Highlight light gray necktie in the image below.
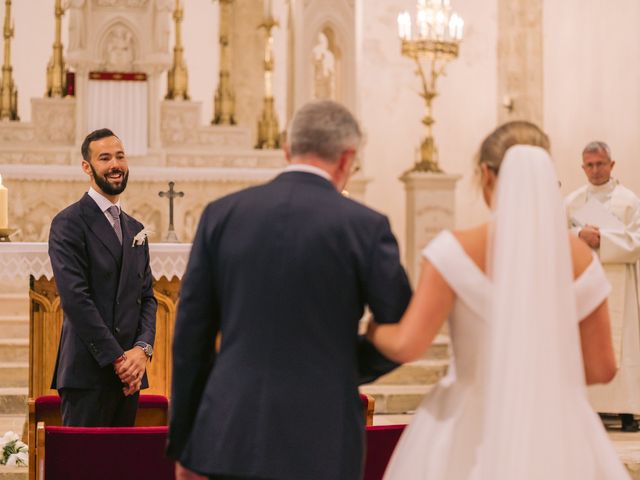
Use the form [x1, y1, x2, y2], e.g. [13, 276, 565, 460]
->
[107, 205, 123, 245]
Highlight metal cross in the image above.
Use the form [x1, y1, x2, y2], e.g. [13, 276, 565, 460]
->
[158, 181, 184, 242]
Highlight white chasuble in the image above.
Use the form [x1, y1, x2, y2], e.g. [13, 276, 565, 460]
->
[566, 178, 640, 413]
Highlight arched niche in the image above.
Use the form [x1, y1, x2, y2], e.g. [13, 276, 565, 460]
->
[290, 0, 356, 113]
[97, 20, 140, 72]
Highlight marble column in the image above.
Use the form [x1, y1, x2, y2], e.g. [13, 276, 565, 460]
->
[497, 0, 543, 126]
[400, 171, 461, 286]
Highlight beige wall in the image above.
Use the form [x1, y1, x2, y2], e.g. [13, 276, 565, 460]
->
[544, 0, 640, 197]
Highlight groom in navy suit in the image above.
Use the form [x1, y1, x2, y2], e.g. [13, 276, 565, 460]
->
[48, 128, 157, 427]
[168, 101, 412, 480]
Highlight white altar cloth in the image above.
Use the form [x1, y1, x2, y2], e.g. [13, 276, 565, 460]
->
[0, 242, 192, 281]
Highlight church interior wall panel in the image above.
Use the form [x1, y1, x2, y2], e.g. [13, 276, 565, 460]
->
[544, 0, 640, 199]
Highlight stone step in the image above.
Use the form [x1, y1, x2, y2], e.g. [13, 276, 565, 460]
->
[0, 388, 27, 415]
[0, 341, 28, 363]
[0, 363, 28, 388]
[0, 294, 29, 317]
[360, 384, 433, 414]
[0, 317, 29, 340]
[0, 414, 27, 439]
[374, 359, 449, 386]
[0, 466, 27, 480]
[422, 334, 450, 360]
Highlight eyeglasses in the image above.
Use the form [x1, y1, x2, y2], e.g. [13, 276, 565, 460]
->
[582, 161, 611, 170]
[350, 161, 361, 176]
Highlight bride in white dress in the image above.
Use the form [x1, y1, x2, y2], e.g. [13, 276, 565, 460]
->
[368, 121, 630, 479]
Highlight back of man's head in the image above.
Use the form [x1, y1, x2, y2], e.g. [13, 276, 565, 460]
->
[288, 100, 362, 163]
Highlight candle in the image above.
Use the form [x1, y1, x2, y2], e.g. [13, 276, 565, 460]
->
[0, 174, 8, 229]
[435, 10, 445, 39]
[397, 12, 411, 40]
[264, 0, 272, 18]
[448, 13, 457, 40]
[417, 10, 428, 38]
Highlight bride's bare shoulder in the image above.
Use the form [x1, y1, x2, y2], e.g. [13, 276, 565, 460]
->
[451, 224, 489, 271]
[569, 234, 594, 279]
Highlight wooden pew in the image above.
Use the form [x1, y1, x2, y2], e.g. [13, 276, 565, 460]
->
[36, 425, 174, 480]
[28, 395, 168, 480]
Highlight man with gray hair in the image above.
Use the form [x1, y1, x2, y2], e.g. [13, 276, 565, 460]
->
[168, 100, 412, 479]
[566, 141, 640, 431]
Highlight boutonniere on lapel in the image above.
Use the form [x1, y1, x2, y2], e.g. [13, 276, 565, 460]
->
[132, 228, 153, 247]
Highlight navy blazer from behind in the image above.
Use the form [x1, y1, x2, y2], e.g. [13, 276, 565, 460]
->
[168, 172, 412, 480]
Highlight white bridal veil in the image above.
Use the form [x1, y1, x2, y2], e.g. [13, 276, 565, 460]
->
[480, 145, 597, 478]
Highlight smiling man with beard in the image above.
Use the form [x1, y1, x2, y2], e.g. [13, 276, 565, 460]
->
[48, 128, 157, 426]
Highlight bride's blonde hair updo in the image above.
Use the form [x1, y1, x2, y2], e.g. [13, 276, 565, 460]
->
[478, 121, 550, 175]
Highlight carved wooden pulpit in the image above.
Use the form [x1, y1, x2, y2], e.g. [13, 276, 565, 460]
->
[29, 274, 181, 399]
[0, 242, 191, 399]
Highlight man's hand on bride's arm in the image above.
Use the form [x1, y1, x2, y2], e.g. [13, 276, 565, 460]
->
[369, 259, 454, 364]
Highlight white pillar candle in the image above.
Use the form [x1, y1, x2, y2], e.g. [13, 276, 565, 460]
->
[264, 0, 272, 18]
[0, 174, 8, 229]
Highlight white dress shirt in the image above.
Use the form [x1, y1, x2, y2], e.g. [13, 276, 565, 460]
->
[87, 187, 122, 227]
[283, 163, 332, 182]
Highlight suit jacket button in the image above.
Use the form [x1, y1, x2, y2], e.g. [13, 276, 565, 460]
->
[138, 272, 143, 278]
[115, 327, 120, 334]
[136, 298, 142, 305]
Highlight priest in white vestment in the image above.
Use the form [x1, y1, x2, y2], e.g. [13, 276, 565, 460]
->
[565, 140, 640, 431]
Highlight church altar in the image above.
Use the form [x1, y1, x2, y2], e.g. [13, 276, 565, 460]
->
[0, 241, 190, 281]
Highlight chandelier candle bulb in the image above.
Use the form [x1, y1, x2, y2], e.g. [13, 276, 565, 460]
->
[0, 174, 8, 229]
[397, 12, 411, 40]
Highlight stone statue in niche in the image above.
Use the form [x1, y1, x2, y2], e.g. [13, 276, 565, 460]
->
[312, 32, 336, 100]
[65, 0, 86, 50]
[153, 0, 172, 52]
[103, 25, 135, 71]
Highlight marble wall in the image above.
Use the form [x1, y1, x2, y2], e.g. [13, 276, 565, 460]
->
[7, 0, 640, 254]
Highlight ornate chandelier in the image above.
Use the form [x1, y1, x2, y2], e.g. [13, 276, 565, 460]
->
[397, 0, 464, 172]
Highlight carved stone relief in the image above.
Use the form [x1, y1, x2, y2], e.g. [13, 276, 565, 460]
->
[153, 0, 173, 52]
[0, 125, 36, 143]
[102, 24, 137, 71]
[68, 0, 87, 50]
[32, 99, 76, 145]
[0, 152, 70, 165]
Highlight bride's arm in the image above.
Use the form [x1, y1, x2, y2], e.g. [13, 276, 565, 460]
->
[580, 299, 617, 385]
[367, 259, 454, 363]
[570, 235, 617, 385]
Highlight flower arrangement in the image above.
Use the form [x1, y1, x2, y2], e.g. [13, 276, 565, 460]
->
[0, 431, 28, 467]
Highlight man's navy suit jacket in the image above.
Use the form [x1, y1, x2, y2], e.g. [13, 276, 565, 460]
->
[168, 172, 412, 479]
[48, 193, 157, 390]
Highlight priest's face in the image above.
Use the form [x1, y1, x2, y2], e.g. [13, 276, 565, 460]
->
[83, 135, 129, 199]
[582, 150, 614, 186]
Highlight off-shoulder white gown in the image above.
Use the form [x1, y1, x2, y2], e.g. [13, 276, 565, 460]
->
[383, 230, 630, 479]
